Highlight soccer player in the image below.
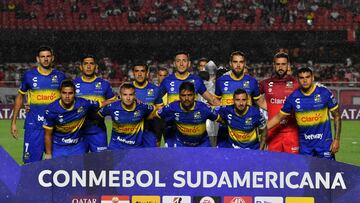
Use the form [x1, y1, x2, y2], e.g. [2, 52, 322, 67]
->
[259, 52, 300, 153]
[10, 46, 66, 163]
[216, 89, 266, 149]
[215, 51, 265, 147]
[267, 67, 341, 159]
[43, 80, 114, 159]
[98, 83, 156, 149]
[156, 82, 220, 147]
[157, 67, 169, 86]
[73, 54, 116, 153]
[158, 51, 220, 147]
[132, 63, 162, 147]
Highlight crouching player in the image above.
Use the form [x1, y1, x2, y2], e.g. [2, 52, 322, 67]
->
[156, 82, 220, 147]
[43, 80, 114, 159]
[216, 89, 266, 149]
[98, 83, 156, 149]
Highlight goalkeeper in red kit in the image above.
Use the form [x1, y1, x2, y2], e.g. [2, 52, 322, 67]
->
[259, 52, 300, 153]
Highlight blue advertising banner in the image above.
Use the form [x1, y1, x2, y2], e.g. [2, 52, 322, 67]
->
[1, 146, 360, 203]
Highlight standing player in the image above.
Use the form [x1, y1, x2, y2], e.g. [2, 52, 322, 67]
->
[98, 83, 156, 149]
[268, 67, 341, 159]
[217, 89, 266, 149]
[259, 52, 300, 153]
[158, 51, 219, 147]
[43, 80, 114, 159]
[157, 67, 169, 86]
[215, 51, 265, 147]
[132, 63, 162, 146]
[156, 82, 220, 147]
[73, 54, 116, 153]
[10, 46, 66, 163]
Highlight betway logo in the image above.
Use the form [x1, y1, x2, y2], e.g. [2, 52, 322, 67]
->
[304, 133, 323, 140]
[61, 138, 79, 144]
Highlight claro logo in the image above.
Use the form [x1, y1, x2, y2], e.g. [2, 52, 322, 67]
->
[301, 113, 322, 123]
[37, 93, 57, 101]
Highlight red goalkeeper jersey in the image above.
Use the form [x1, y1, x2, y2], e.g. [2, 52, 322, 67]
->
[259, 75, 299, 137]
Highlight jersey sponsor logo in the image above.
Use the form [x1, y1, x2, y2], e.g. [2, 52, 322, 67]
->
[229, 128, 257, 142]
[162, 196, 191, 203]
[132, 196, 160, 203]
[56, 117, 85, 133]
[38, 115, 44, 122]
[300, 113, 323, 123]
[224, 196, 252, 203]
[295, 98, 301, 109]
[304, 133, 323, 140]
[177, 123, 206, 136]
[113, 122, 142, 135]
[36, 92, 57, 101]
[254, 196, 283, 203]
[61, 137, 79, 144]
[71, 196, 98, 203]
[270, 97, 286, 104]
[116, 137, 135, 145]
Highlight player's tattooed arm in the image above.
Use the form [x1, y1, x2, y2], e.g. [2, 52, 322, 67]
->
[330, 107, 341, 154]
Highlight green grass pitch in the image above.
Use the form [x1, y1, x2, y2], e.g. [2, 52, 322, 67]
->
[0, 120, 359, 166]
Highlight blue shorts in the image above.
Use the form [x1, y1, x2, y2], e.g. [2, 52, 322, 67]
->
[83, 131, 108, 153]
[52, 141, 87, 159]
[216, 125, 229, 148]
[164, 125, 176, 147]
[142, 131, 157, 148]
[23, 128, 44, 163]
[300, 139, 335, 160]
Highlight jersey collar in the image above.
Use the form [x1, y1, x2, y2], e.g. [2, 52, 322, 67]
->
[133, 81, 148, 89]
[301, 84, 316, 96]
[37, 66, 53, 76]
[59, 100, 75, 111]
[121, 102, 136, 111]
[175, 72, 190, 80]
[180, 101, 196, 112]
[230, 72, 245, 81]
[81, 75, 97, 83]
[234, 105, 249, 117]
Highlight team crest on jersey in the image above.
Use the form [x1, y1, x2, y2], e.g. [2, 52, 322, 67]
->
[314, 94, 322, 103]
[147, 89, 154, 96]
[243, 81, 250, 88]
[286, 81, 294, 88]
[134, 110, 140, 117]
[245, 117, 252, 125]
[77, 106, 84, 113]
[194, 111, 201, 119]
[95, 82, 102, 89]
[51, 75, 58, 83]
[58, 115, 64, 123]
[189, 79, 195, 83]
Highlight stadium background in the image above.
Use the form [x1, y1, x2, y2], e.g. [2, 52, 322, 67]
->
[0, 0, 359, 165]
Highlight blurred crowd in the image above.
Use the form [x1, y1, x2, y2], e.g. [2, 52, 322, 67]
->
[1, 0, 360, 29]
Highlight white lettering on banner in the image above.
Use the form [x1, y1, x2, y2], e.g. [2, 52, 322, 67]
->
[304, 133, 323, 140]
[38, 170, 347, 189]
[0, 108, 26, 119]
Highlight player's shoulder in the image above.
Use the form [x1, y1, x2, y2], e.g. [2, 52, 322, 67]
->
[52, 69, 66, 76]
[147, 81, 159, 89]
[217, 74, 231, 81]
[248, 105, 261, 115]
[47, 98, 61, 109]
[244, 74, 258, 82]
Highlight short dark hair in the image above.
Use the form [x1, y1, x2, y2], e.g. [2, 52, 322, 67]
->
[273, 52, 290, 63]
[60, 79, 75, 91]
[179, 81, 195, 93]
[297, 67, 313, 76]
[230, 51, 246, 62]
[233, 88, 248, 98]
[81, 54, 97, 63]
[198, 57, 209, 64]
[174, 51, 190, 61]
[157, 67, 168, 74]
[38, 46, 54, 56]
[132, 62, 148, 71]
[120, 82, 136, 92]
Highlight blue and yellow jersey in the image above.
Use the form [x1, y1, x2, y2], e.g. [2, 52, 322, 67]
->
[217, 105, 265, 149]
[19, 67, 66, 129]
[98, 101, 155, 147]
[133, 81, 162, 106]
[158, 72, 207, 104]
[73, 76, 115, 134]
[157, 101, 219, 146]
[215, 73, 261, 106]
[43, 98, 100, 146]
[280, 84, 338, 144]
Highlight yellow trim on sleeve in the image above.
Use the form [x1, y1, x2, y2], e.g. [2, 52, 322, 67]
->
[43, 125, 53, 130]
[253, 95, 261, 100]
[214, 115, 221, 122]
[97, 112, 105, 118]
[330, 105, 339, 112]
[18, 90, 26, 95]
[280, 110, 290, 116]
[155, 110, 161, 119]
